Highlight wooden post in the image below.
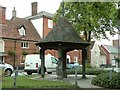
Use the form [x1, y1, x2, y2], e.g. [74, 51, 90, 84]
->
[57, 47, 63, 80]
[62, 50, 67, 78]
[40, 48, 45, 78]
[82, 48, 87, 79]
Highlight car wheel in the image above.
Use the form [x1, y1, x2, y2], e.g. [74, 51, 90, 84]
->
[47, 72, 52, 74]
[5, 69, 12, 76]
[39, 67, 46, 74]
[27, 72, 32, 75]
[38, 68, 41, 74]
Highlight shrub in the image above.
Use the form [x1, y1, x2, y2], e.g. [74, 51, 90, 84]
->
[8, 50, 16, 55]
[22, 51, 29, 56]
[91, 72, 120, 89]
[86, 63, 92, 68]
[67, 68, 108, 75]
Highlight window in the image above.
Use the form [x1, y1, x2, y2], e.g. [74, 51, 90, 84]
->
[20, 55, 26, 64]
[95, 50, 97, 56]
[0, 56, 4, 64]
[21, 42, 29, 48]
[0, 56, 2, 64]
[48, 19, 53, 28]
[18, 27, 26, 36]
[74, 56, 78, 63]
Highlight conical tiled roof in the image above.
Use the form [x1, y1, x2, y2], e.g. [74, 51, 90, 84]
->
[41, 17, 87, 44]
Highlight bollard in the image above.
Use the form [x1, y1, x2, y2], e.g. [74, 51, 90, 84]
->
[109, 69, 112, 80]
[75, 68, 77, 86]
[13, 67, 18, 88]
[38, 65, 41, 74]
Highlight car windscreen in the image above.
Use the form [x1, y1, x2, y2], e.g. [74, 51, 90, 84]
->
[51, 57, 58, 64]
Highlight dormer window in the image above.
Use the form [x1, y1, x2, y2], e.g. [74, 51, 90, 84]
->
[18, 25, 26, 36]
[48, 19, 53, 28]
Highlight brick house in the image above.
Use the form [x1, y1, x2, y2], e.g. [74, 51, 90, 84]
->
[101, 40, 120, 66]
[0, 6, 41, 68]
[25, 2, 82, 64]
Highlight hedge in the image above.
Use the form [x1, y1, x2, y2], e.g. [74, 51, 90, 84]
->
[67, 68, 109, 75]
[91, 72, 120, 89]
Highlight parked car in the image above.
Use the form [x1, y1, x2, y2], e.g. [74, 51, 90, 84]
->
[24, 54, 58, 75]
[66, 62, 82, 69]
[0, 62, 14, 76]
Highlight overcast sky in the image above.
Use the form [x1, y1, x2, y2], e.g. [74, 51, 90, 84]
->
[0, 0, 118, 45]
[0, 0, 62, 19]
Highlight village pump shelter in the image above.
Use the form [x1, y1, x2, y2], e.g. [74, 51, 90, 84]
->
[36, 17, 90, 79]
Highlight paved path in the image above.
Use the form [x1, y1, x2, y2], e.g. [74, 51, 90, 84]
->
[63, 75, 102, 88]
[34, 74, 102, 89]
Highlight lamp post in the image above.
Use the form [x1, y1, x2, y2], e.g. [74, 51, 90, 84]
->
[13, 36, 23, 88]
[13, 40, 16, 69]
[13, 35, 23, 69]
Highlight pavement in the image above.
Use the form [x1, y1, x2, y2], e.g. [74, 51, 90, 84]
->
[11, 70, 27, 76]
[63, 75, 102, 88]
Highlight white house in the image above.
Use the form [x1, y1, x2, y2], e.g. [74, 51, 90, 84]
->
[91, 41, 107, 67]
[91, 41, 101, 67]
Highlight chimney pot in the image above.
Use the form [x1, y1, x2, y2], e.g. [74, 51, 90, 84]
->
[31, 2, 38, 16]
[12, 7, 16, 18]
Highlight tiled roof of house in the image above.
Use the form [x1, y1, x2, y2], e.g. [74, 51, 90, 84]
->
[1, 17, 41, 42]
[25, 11, 54, 20]
[99, 46, 106, 55]
[104, 45, 120, 54]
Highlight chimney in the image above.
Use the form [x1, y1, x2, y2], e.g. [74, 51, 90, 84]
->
[12, 7, 16, 18]
[31, 2, 38, 16]
[113, 40, 119, 47]
[0, 6, 6, 24]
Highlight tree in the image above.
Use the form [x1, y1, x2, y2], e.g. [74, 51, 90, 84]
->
[54, 1, 118, 42]
[53, 1, 118, 63]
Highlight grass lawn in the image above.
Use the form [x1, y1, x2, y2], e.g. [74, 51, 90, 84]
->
[2, 75, 78, 89]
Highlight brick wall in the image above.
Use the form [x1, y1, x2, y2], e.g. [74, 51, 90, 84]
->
[4, 39, 39, 67]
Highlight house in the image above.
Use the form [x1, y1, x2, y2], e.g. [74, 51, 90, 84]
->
[99, 46, 107, 65]
[91, 41, 101, 67]
[0, 6, 41, 68]
[91, 40, 120, 68]
[25, 2, 83, 64]
[101, 44, 120, 67]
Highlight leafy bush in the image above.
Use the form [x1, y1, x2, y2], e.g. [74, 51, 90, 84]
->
[67, 68, 108, 75]
[86, 63, 92, 68]
[8, 50, 16, 55]
[91, 72, 120, 89]
[22, 51, 29, 56]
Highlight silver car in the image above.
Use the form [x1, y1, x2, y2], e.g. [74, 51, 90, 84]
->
[0, 63, 14, 76]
